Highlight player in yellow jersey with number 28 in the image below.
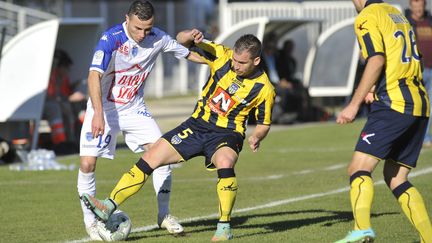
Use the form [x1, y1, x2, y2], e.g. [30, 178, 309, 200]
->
[336, 0, 432, 242]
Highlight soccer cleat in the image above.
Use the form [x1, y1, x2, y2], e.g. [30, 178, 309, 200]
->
[334, 228, 376, 243]
[211, 222, 233, 241]
[158, 214, 184, 234]
[81, 193, 116, 222]
[85, 222, 103, 241]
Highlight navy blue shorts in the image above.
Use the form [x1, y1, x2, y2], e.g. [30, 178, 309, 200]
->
[161, 117, 244, 170]
[355, 102, 429, 168]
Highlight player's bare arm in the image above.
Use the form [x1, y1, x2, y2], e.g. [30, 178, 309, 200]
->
[176, 29, 203, 47]
[87, 70, 105, 138]
[177, 29, 206, 64]
[248, 124, 271, 152]
[186, 51, 206, 64]
[337, 55, 385, 124]
[364, 85, 376, 104]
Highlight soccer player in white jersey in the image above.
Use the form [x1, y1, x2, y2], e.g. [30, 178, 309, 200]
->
[77, 1, 203, 240]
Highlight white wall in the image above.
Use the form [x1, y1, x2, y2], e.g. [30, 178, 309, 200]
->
[0, 19, 59, 122]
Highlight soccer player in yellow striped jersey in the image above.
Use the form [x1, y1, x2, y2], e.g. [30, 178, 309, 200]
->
[189, 38, 275, 136]
[336, 0, 432, 242]
[80, 29, 275, 241]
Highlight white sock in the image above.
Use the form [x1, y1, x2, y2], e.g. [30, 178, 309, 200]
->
[77, 169, 97, 228]
[152, 165, 172, 219]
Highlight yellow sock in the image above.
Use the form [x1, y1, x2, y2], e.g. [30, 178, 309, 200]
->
[394, 182, 432, 243]
[350, 171, 374, 230]
[216, 170, 238, 222]
[110, 164, 149, 205]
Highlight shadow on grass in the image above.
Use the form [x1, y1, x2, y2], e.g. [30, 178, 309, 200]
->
[126, 209, 399, 241]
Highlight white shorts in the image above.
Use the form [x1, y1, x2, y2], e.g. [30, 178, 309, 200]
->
[80, 105, 162, 159]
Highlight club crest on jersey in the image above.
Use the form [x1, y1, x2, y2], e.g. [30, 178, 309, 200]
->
[86, 132, 94, 141]
[132, 46, 138, 57]
[171, 135, 182, 145]
[228, 83, 240, 95]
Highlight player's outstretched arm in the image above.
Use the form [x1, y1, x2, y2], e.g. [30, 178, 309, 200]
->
[176, 29, 204, 48]
[177, 29, 206, 64]
[248, 124, 271, 152]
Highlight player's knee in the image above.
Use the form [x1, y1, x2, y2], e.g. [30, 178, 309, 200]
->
[80, 156, 97, 172]
[141, 152, 159, 166]
[214, 160, 235, 169]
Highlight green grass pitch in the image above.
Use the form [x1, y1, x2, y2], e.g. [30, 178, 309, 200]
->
[1, 119, 431, 242]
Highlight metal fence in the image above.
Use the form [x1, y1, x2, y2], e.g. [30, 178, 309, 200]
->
[220, 1, 357, 33]
[0, 1, 55, 43]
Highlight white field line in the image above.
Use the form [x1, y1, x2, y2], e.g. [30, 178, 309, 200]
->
[65, 166, 432, 243]
[0, 162, 348, 186]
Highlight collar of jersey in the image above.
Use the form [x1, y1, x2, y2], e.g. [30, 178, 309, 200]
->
[236, 68, 264, 81]
[365, 0, 383, 8]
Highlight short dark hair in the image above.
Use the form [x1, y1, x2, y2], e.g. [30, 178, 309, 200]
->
[127, 1, 154, 21]
[233, 34, 262, 59]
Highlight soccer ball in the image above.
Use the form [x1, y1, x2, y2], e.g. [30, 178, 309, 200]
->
[97, 210, 132, 241]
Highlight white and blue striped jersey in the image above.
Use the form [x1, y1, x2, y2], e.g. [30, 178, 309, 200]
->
[88, 22, 189, 114]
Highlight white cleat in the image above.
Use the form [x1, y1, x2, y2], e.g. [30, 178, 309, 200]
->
[86, 222, 103, 241]
[158, 214, 184, 234]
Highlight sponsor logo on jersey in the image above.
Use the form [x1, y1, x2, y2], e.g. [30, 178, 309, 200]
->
[137, 109, 151, 117]
[118, 44, 129, 55]
[361, 132, 375, 145]
[112, 30, 122, 36]
[171, 135, 182, 145]
[81, 144, 97, 148]
[108, 72, 149, 104]
[208, 87, 235, 116]
[101, 34, 108, 41]
[232, 77, 245, 87]
[92, 50, 104, 65]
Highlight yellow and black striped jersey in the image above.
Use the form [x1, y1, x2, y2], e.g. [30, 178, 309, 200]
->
[355, 0, 429, 117]
[190, 40, 275, 136]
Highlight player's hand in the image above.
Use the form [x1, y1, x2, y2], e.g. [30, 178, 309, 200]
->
[336, 104, 358, 125]
[190, 29, 204, 44]
[364, 92, 375, 104]
[91, 112, 105, 138]
[248, 136, 260, 152]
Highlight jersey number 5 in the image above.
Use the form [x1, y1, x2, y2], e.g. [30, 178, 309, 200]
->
[393, 29, 420, 63]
